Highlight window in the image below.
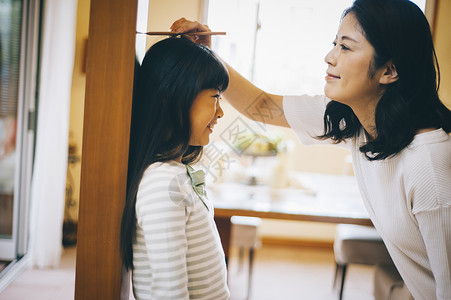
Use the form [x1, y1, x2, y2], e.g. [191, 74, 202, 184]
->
[207, 0, 426, 95]
[0, 0, 38, 280]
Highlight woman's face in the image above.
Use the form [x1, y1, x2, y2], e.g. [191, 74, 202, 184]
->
[189, 89, 224, 146]
[324, 13, 386, 109]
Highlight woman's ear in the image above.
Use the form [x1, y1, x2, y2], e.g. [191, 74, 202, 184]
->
[379, 61, 399, 84]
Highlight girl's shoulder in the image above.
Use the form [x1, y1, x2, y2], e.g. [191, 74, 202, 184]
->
[143, 161, 187, 179]
[139, 161, 190, 192]
[137, 161, 194, 208]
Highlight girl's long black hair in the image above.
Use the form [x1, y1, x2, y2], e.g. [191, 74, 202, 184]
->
[120, 37, 229, 270]
[318, 0, 451, 160]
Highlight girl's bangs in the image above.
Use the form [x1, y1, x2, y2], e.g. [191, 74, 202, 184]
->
[200, 57, 229, 92]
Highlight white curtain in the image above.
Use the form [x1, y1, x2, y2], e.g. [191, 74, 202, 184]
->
[28, 0, 78, 268]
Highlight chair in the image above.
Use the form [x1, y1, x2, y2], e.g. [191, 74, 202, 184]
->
[333, 224, 393, 300]
[230, 216, 262, 299]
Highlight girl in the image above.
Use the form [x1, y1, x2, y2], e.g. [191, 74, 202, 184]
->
[171, 0, 451, 299]
[120, 37, 230, 300]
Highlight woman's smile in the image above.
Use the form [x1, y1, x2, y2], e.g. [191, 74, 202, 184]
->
[325, 72, 341, 80]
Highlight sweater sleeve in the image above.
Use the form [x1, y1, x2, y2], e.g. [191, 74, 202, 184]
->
[283, 95, 350, 149]
[283, 95, 328, 145]
[407, 139, 451, 299]
[415, 206, 451, 300]
[135, 173, 192, 300]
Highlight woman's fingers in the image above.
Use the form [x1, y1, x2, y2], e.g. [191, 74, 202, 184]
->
[170, 18, 212, 48]
[170, 18, 208, 33]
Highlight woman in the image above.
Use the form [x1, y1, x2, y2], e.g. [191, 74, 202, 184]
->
[171, 0, 451, 299]
[120, 37, 229, 299]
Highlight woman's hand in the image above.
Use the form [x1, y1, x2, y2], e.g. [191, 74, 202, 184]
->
[170, 18, 212, 48]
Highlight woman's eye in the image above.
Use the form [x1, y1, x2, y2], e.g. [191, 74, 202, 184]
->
[213, 94, 220, 101]
[340, 44, 350, 51]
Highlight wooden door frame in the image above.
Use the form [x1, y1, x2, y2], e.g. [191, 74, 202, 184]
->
[74, 0, 138, 298]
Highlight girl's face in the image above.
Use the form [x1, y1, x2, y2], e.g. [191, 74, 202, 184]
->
[189, 89, 224, 146]
[324, 13, 386, 109]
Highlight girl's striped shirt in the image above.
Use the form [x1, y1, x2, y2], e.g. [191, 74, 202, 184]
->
[132, 161, 229, 300]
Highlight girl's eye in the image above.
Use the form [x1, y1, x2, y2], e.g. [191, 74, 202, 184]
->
[213, 94, 221, 101]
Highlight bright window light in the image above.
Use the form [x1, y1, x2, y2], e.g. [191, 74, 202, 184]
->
[207, 0, 426, 96]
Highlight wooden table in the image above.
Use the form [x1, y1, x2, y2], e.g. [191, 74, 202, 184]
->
[208, 172, 372, 263]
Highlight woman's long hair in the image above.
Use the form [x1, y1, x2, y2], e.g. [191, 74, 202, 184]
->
[318, 0, 451, 160]
[121, 37, 229, 270]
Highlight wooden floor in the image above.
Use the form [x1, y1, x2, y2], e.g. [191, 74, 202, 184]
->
[0, 247, 76, 300]
[0, 244, 374, 300]
[228, 244, 374, 300]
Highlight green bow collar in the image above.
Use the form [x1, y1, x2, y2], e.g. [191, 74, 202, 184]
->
[186, 165, 208, 210]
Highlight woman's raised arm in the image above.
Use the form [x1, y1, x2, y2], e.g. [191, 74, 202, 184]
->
[171, 18, 289, 127]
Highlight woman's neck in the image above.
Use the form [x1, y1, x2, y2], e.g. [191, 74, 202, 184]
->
[351, 101, 378, 140]
[354, 111, 438, 141]
[416, 127, 438, 135]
